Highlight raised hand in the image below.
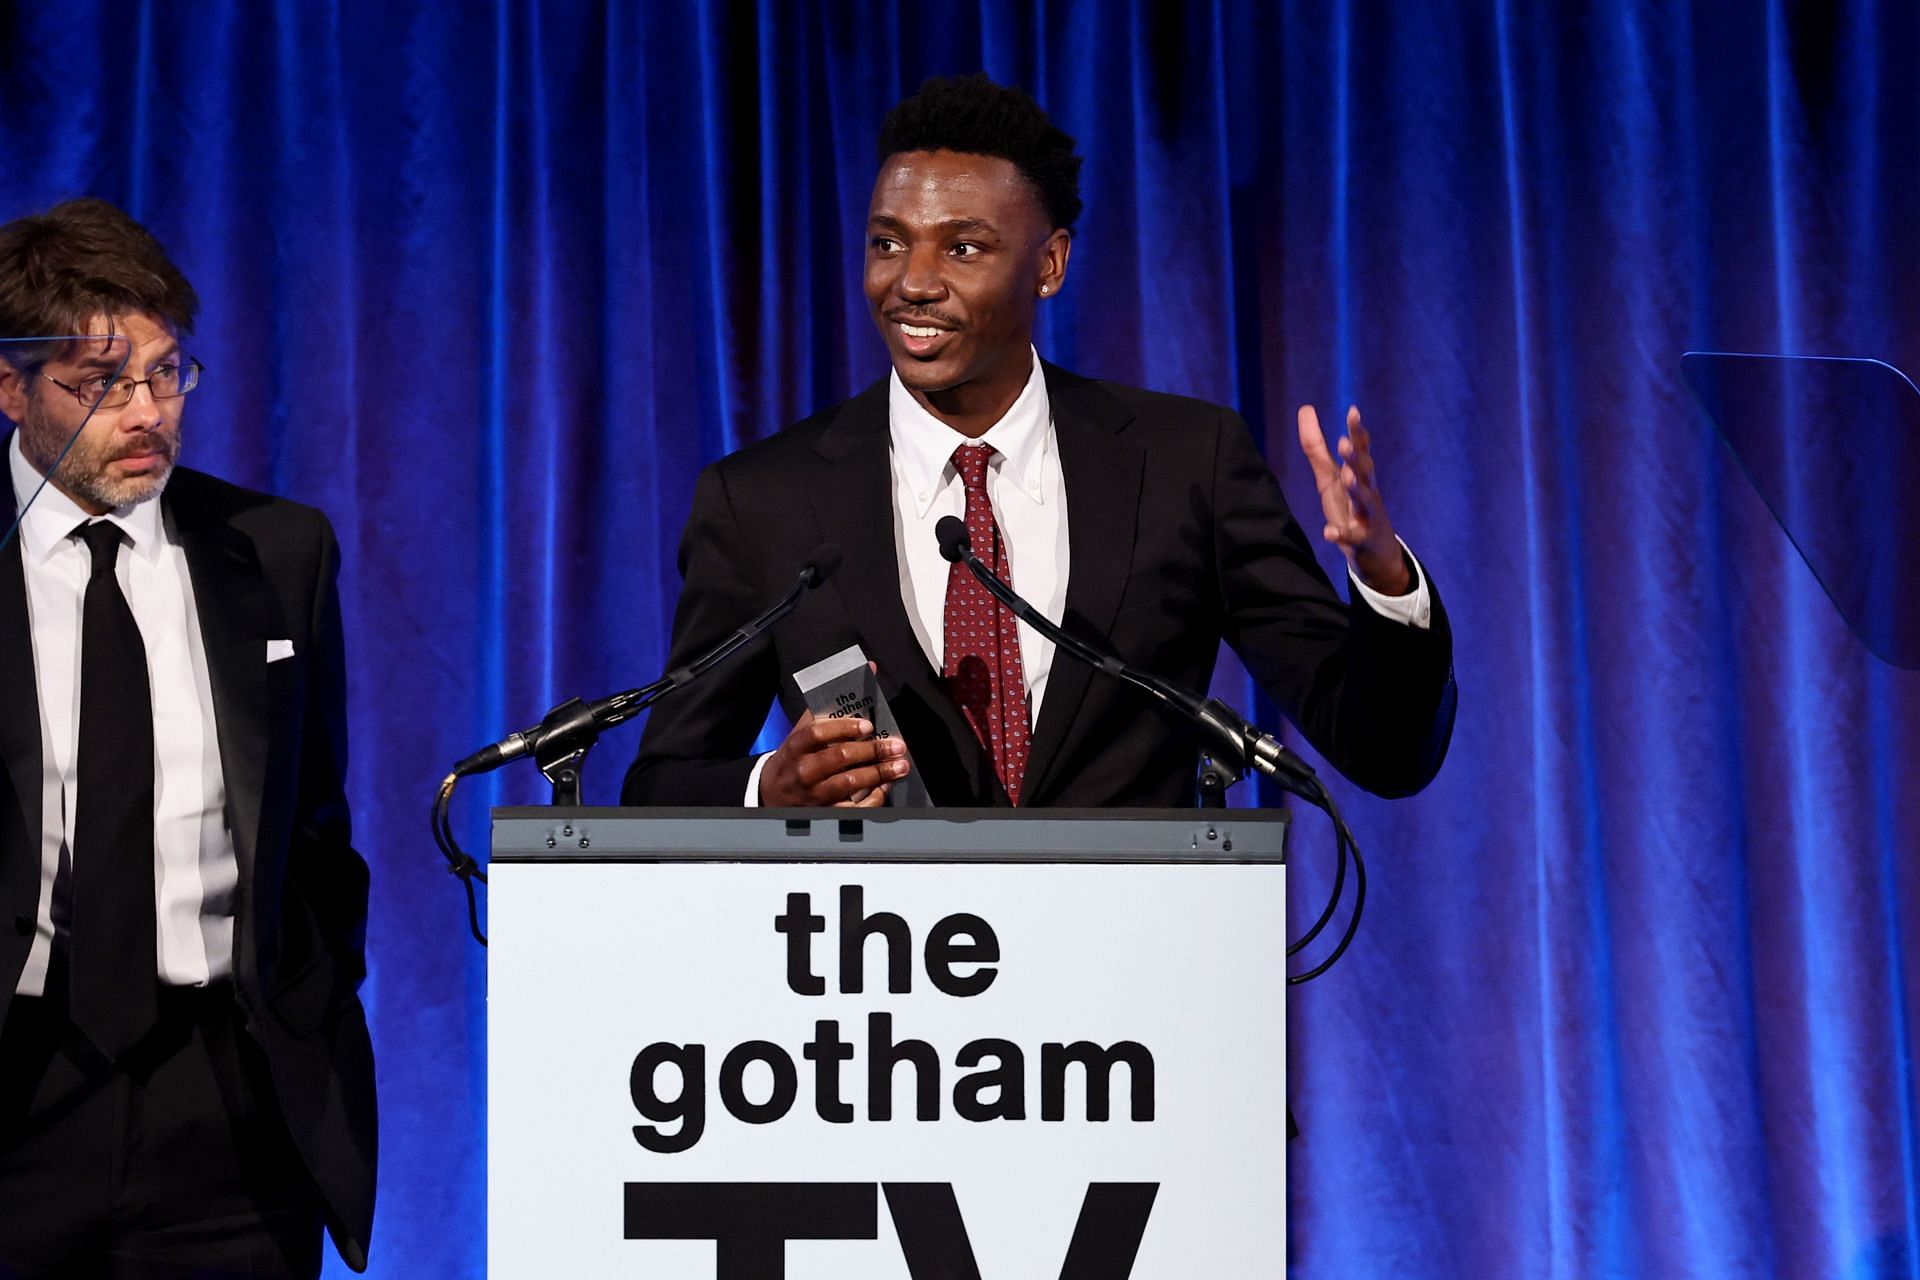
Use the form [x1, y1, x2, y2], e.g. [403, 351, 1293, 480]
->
[1295, 403, 1412, 595]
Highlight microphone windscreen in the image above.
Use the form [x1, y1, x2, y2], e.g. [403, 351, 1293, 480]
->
[805, 543, 844, 586]
[935, 515, 969, 563]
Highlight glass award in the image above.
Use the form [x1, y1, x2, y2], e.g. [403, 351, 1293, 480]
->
[793, 644, 932, 807]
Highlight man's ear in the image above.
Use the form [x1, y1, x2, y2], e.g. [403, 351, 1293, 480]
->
[1037, 228, 1071, 298]
[0, 363, 28, 425]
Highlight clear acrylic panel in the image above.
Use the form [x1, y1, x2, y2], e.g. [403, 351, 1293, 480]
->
[0, 332, 135, 549]
[1681, 351, 1920, 669]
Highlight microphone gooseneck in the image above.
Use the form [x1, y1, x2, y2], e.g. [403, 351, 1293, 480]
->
[433, 544, 842, 946]
[935, 523, 1364, 983]
[941, 517, 1314, 793]
[450, 543, 843, 780]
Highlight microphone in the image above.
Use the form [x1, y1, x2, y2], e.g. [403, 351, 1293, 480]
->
[450, 543, 843, 778]
[934, 515, 968, 562]
[936, 518, 1365, 986]
[804, 544, 844, 585]
[448, 688, 644, 780]
[437, 544, 843, 945]
[934, 516, 1322, 799]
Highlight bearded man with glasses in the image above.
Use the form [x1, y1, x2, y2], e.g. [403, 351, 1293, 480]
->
[0, 199, 374, 1278]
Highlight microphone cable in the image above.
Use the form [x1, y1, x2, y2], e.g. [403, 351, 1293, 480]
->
[1279, 772, 1365, 985]
[431, 773, 487, 946]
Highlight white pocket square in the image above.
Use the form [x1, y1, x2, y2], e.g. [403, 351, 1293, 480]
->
[266, 639, 296, 663]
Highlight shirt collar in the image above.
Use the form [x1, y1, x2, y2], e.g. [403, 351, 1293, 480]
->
[9, 431, 164, 566]
[888, 347, 1053, 517]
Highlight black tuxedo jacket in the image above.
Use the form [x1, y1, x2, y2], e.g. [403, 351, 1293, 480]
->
[624, 363, 1456, 808]
[0, 463, 376, 1270]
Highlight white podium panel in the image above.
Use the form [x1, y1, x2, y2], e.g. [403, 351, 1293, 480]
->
[488, 811, 1287, 1279]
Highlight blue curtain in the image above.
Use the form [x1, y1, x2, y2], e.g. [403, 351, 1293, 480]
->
[4, 2, 1918, 1276]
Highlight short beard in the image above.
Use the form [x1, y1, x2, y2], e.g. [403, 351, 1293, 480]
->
[19, 396, 180, 511]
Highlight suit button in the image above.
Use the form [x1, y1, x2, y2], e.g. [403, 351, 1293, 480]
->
[13, 915, 31, 936]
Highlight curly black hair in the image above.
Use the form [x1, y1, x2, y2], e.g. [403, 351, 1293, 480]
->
[876, 73, 1084, 234]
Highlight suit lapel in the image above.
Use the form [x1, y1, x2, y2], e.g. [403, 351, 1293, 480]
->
[1021, 365, 1143, 804]
[170, 485, 277, 900]
[809, 381, 998, 802]
[0, 533, 43, 926]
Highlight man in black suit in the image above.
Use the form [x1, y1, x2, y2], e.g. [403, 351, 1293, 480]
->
[625, 75, 1454, 810]
[0, 200, 374, 1276]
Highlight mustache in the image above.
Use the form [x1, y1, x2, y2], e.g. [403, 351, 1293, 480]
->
[109, 429, 180, 461]
[885, 307, 963, 330]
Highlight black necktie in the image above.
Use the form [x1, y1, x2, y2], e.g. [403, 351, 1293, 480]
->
[68, 520, 159, 1060]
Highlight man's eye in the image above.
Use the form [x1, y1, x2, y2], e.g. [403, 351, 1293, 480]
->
[79, 377, 116, 398]
[950, 243, 982, 259]
[870, 236, 900, 253]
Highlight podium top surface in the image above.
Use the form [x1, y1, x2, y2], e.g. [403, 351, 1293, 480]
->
[490, 806, 1288, 864]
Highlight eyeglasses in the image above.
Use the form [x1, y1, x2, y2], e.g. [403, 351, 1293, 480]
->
[39, 358, 203, 410]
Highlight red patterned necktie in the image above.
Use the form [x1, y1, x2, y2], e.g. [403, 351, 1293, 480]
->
[943, 444, 1031, 804]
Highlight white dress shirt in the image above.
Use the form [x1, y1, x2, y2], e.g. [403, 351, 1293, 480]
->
[10, 434, 235, 994]
[745, 350, 1432, 801]
[888, 347, 1070, 713]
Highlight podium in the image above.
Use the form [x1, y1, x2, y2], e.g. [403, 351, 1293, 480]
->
[488, 807, 1291, 1278]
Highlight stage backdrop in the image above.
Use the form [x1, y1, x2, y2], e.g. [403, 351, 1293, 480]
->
[4, 1, 1918, 1276]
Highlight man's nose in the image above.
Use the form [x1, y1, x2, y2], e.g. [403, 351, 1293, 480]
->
[117, 380, 165, 429]
[897, 245, 946, 300]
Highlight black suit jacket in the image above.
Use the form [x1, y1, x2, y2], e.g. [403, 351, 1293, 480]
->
[0, 463, 376, 1271]
[624, 363, 1456, 808]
